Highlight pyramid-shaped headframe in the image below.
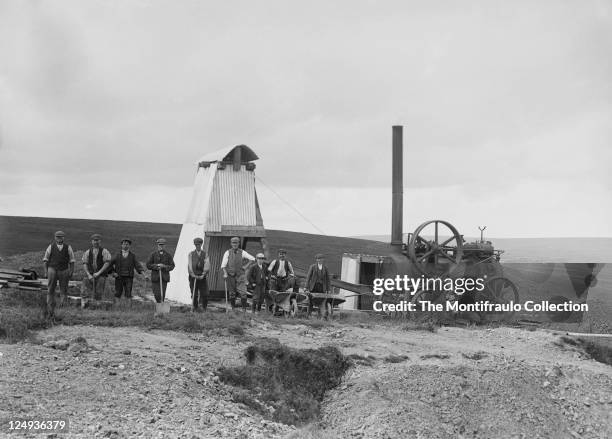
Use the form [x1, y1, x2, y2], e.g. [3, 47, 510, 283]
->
[166, 144, 268, 305]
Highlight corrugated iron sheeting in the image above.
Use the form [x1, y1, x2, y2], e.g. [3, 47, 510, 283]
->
[208, 168, 257, 231]
[207, 235, 232, 291]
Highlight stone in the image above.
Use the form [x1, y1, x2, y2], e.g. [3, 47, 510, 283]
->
[55, 340, 69, 350]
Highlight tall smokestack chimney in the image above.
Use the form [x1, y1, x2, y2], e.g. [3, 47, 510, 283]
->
[391, 125, 403, 248]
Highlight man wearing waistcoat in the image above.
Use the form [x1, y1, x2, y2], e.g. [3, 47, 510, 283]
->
[42, 230, 76, 317]
[305, 253, 331, 316]
[146, 238, 175, 303]
[188, 237, 210, 312]
[81, 234, 113, 305]
[111, 238, 145, 299]
[221, 236, 255, 311]
[268, 249, 297, 293]
[247, 253, 268, 312]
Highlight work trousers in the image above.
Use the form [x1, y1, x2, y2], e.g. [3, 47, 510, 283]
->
[189, 275, 209, 310]
[82, 276, 106, 300]
[251, 285, 268, 312]
[152, 281, 168, 303]
[308, 282, 326, 314]
[225, 274, 248, 300]
[47, 267, 70, 315]
[114, 276, 134, 298]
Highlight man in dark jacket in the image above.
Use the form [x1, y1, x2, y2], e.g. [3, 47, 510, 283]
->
[188, 237, 210, 311]
[305, 253, 331, 316]
[247, 253, 268, 312]
[146, 238, 175, 303]
[111, 238, 145, 299]
[42, 230, 75, 317]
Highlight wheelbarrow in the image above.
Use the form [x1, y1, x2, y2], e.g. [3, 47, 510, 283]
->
[299, 291, 346, 319]
[267, 290, 308, 317]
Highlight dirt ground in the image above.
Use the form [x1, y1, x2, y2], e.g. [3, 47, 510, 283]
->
[1, 315, 612, 439]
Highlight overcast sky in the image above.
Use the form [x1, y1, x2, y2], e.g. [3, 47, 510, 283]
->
[0, 0, 610, 238]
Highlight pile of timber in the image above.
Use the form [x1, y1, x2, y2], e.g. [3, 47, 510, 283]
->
[0, 268, 42, 291]
[0, 268, 77, 291]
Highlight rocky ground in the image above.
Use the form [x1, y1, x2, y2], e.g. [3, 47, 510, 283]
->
[1, 313, 612, 438]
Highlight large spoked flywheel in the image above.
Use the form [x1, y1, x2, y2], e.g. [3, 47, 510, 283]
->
[408, 220, 464, 277]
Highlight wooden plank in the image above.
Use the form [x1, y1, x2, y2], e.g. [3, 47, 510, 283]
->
[18, 285, 44, 291]
[0, 269, 30, 276]
[18, 280, 42, 286]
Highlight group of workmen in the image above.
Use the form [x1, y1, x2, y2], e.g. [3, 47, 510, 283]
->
[43, 231, 331, 317]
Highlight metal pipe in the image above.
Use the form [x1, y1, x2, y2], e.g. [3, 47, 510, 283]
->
[391, 125, 403, 248]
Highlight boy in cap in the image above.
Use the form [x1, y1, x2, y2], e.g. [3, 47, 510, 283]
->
[81, 234, 113, 305]
[42, 231, 76, 317]
[188, 237, 210, 311]
[221, 236, 255, 311]
[111, 238, 145, 299]
[146, 238, 175, 303]
[305, 253, 331, 316]
[247, 253, 268, 312]
[268, 249, 297, 293]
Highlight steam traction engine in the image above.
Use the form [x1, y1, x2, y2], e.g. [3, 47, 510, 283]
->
[398, 219, 519, 322]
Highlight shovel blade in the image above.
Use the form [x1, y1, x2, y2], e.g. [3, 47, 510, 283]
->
[155, 302, 171, 315]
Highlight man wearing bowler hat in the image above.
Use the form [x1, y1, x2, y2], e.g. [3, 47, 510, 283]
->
[81, 234, 112, 305]
[188, 237, 210, 311]
[42, 230, 76, 317]
[221, 236, 255, 311]
[111, 238, 145, 299]
[146, 238, 175, 303]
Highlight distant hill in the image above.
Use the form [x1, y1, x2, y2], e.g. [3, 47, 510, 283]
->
[354, 234, 612, 263]
[0, 216, 396, 275]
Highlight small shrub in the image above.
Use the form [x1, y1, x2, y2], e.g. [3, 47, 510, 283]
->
[461, 351, 488, 361]
[384, 354, 409, 363]
[346, 353, 377, 367]
[420, 353, 450, 360]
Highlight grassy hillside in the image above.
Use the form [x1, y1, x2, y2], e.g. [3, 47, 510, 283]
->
[0, 215, 395, 275]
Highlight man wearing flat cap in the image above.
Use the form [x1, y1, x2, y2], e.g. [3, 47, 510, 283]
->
[43, 231, 76, 317]
[268, 249, 297, 293]
[305, 254, 331, 315]
[146, 238, 175, 303]
[81, 234, 113, 304]
[110, 238, 145, 299]
[188, 237, 210, 311]
[221, 236, 255, 311]
[247, 253, 269, 312]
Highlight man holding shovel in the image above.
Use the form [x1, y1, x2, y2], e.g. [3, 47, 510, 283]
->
[221, 237, 255, 311]
[146, 238, 175, 303]
[188, 237, 210, 312]
[81, 234, 112, 307]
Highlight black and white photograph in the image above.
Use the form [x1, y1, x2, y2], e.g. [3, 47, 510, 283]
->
[1, 1, 612, 438]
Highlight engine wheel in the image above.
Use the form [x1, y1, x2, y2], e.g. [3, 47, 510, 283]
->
[475, 276, 519, 321]
[408, 220, 464, 277]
